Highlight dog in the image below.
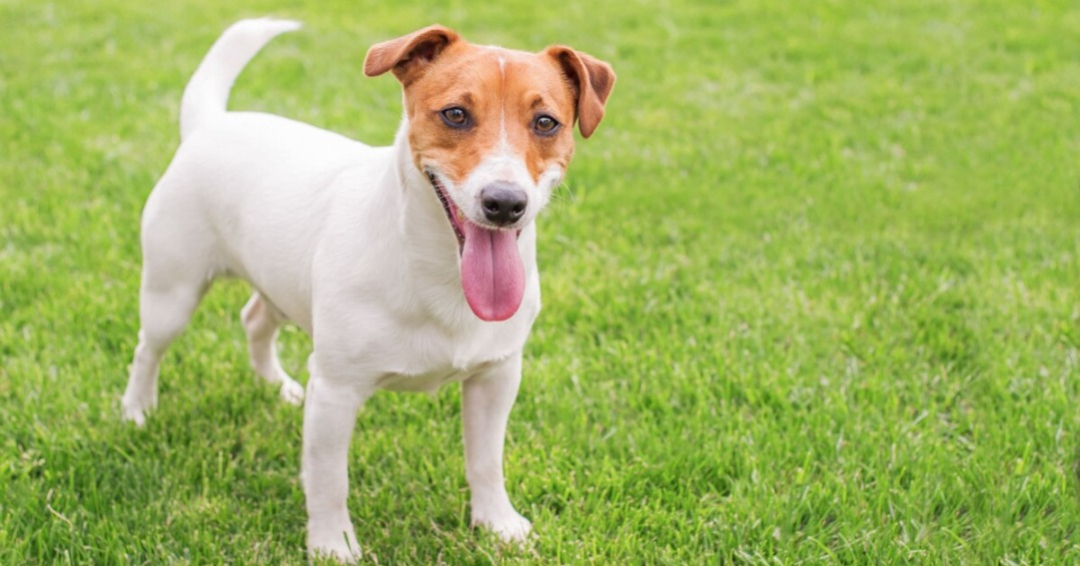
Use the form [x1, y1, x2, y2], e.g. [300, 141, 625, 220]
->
[120, 18, 614, 561]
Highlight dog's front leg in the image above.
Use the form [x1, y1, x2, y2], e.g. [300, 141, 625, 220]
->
[462, 352, 532, 542]
[302, 366, 368, 562]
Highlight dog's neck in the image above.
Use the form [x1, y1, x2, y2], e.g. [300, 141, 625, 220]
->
[390, 114, 422, 198]
[389, 114, 468, 290]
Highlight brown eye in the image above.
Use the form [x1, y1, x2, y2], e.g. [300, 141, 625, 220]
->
[533, 115, 559, 135]
[441, 107, 469, 128]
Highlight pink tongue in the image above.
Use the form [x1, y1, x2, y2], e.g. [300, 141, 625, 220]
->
[460, 222, 525, 321]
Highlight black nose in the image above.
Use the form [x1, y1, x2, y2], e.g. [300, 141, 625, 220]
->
[480, 183, 528, 226]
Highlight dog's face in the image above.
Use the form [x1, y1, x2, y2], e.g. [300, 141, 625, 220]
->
[365, 26, 615, 322]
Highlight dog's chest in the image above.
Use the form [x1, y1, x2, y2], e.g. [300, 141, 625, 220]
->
[376, 364, 483, 393]
[372, 316, 530, 392]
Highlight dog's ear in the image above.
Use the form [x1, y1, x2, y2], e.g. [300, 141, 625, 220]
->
[364, 25, 460, 85]
[544, 46, 616, 138]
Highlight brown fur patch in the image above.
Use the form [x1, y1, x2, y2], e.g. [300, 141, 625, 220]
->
[364, 27, 615, 192]
[402, 45, 575, 188]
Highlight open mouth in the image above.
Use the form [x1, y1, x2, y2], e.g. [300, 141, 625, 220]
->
[423, 170, 527, 322]
[427, 171, 466, 251]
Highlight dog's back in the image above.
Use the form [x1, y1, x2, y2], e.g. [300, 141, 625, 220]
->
[144, 21, 389, 330]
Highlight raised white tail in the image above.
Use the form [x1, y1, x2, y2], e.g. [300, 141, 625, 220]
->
[179, 18, 301, 140]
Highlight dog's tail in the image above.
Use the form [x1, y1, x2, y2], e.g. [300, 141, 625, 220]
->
[180, 18, 301, 141]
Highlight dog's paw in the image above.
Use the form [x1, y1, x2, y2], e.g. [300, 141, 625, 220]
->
[121, 405, 147, 426]
[308, 522, 361, 563]
[472, 509, 532, 543]
[280, 378, 305, 405]
[120, 392, 156, 426]
[309, 544, 361, 564]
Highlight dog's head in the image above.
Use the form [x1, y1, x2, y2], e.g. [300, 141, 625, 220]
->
[364, 26, 615, 322]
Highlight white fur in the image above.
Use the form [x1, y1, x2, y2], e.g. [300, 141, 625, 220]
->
[121, 19, 543, 562]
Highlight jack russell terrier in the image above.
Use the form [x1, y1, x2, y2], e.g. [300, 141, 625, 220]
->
[120, 18, 614, 561]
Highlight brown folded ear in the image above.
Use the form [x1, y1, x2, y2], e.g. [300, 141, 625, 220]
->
[544, 46, 616, 138]
[363, 25, 460, 85]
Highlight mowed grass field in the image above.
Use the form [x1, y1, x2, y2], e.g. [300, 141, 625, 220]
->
[3, 0, 1080, 563]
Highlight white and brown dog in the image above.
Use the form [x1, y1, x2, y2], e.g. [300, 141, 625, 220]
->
[120, 18, 614, 561]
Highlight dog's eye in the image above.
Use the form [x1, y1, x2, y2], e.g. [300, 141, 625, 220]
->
[533, 115, 559, 135]
[441, 107, 470, 128]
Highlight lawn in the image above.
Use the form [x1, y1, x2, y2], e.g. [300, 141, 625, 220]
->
[3, 0, 1080, 563]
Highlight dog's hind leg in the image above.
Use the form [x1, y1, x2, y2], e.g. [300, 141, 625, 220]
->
[241, 291, 304, 405]
[122, 268, 209, 426]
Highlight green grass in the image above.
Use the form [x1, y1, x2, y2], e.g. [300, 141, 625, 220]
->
[3, 0, 1080, 563]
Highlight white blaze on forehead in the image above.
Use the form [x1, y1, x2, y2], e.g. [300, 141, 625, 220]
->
[493, 50, 521, 188]
[497, 52, 508, 150]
